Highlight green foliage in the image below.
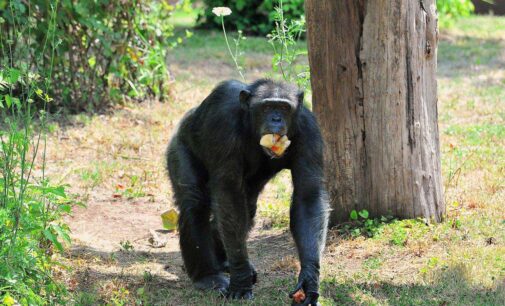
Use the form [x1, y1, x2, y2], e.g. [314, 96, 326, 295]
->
[268, 0, 309, 90]
[212, 0, 310, 90]
[341, 210, 394, 238]
[342, 210, 433, 246]
[0, 0, 190, 113]
[0, 77, 74, 303]
[0, 2, 74, 304]
[198, 0, 304, 36]
[437, 0, 475, 28]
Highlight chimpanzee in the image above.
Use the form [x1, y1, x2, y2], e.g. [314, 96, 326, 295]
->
[166, 79, 328, 305]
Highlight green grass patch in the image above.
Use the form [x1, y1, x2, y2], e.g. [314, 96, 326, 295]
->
[444, 124, 505, 146]
[79, 161, 120, 188]
[439, 37, 503, 66]
[258, 171, 292, 228]
[446, 15, 505, 39]
[170, 29, 307, 70]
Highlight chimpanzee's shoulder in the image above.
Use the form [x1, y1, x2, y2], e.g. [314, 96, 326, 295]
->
[206, 80, 246, 102]
[297, 107, 321, 134]
[289, 106, 323, 159]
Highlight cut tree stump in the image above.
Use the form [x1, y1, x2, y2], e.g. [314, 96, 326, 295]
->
[305, 0, 445, 225]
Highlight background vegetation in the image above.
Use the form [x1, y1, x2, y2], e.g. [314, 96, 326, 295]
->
[1, 2, 71, 303]
[198, 0, 476, 35]
[0, 0, 192, 113]
[197, 0, 304, 35]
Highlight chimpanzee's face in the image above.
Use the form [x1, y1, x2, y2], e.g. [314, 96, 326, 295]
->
[240, 81, 302, 140]
[250, 100, 295, 137]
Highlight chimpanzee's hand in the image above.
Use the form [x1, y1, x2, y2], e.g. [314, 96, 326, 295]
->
[289, 268, 320, 306]
[226, 262, 256, 300]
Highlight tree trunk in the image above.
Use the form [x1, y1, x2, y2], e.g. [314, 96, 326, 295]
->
[305, 0, 444, 225]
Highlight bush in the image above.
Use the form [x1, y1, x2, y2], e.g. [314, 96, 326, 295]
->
[1, 2, 74, 304]
[0, 0, 189, 113]
[437, 0, 475, 28]
[198, 0, 304, 36]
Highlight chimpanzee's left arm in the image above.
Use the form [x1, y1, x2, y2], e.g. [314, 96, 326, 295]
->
[289, 118, 329, 306]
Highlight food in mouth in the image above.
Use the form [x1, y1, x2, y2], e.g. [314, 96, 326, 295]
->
[260, 134, 291, 157]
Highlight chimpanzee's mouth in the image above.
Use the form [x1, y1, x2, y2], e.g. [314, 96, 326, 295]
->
[259, 133, 291, 159]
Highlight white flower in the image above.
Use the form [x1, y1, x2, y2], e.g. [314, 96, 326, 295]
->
[212, 7, 232, 17]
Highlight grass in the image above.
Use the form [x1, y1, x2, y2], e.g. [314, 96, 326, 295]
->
[39, 15, 505, 305]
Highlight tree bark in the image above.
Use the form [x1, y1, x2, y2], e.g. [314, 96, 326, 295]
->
[305, 0, 444, 225]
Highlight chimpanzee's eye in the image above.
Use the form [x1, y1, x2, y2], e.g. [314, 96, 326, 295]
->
[280, 104, 291, 112]
[263, 105, 272, 113]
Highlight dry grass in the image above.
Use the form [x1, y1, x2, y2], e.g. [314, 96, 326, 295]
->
[42, 16, 505, 305]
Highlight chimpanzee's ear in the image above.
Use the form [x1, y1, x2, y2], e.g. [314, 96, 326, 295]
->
[296, 90, 304, 110]
[240, 89, 252, 110]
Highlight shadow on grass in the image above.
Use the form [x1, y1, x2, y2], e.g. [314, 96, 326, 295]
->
[67, 230, 505, 305]
[321, 264, 505, 306]
[68, 231, 298, 305]
[438, 35, 504, 78]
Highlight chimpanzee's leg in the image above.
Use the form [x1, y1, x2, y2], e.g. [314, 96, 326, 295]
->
[211, 216, 258, 284]
[210, 178, 255, 300]
[166, 139, 228, 293]
[210, 217, 228, 272]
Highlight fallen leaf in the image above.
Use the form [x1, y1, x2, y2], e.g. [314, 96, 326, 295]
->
[161, 209, 179, 231]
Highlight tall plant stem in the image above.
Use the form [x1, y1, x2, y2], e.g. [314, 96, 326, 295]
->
[221, 17, 245, 81]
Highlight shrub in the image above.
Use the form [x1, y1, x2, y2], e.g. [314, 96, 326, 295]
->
[437, 0, 475, 28]
[198, 0, 304, 36]
[1, 2, 73, 304]
[267, 2, 309, 89]
[0, 0, 189, 113]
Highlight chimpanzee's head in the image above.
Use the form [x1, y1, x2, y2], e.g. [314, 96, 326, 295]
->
[239, 79, 303, 158]
[240, 79, 303, 137]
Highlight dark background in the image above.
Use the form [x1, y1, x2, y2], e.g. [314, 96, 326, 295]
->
[473, 0, 505, 14]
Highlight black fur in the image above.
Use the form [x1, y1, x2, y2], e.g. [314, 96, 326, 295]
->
[166, 79, 328, 303]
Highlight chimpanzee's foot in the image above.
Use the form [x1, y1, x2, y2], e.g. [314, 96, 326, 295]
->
[219, 261, 257, 284]
[194, 273, 229, 296]
[227, 288, 254, 300]
[226, 263, 257, 300]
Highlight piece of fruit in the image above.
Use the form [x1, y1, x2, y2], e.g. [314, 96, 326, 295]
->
[292, 289, 306, 303]
[259, 133, 291, 156]
[271, 145, 282, 155]
[260, 134, 276, 147]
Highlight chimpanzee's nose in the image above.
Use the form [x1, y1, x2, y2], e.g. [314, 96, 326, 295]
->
[272, 116, 282, 123]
